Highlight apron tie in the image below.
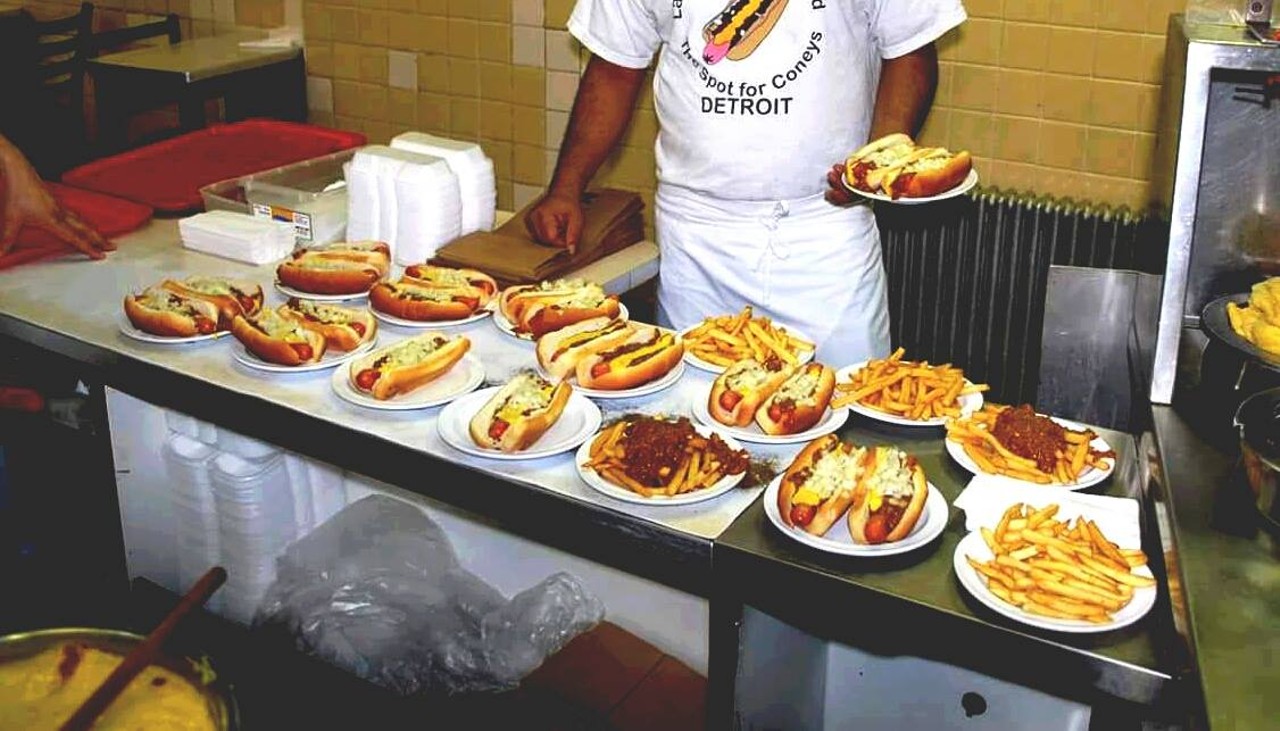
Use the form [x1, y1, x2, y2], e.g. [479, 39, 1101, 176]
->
[755, 202, 791, 305]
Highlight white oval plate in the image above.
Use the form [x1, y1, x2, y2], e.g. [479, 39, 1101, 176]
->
[330, 352, 484, 409]
[118, 317, 229, 344]
[944, 414, 1115, 490]
[232, 337, 375, 373]
[494, 301, 630, 341]
[437, 387, 602, 460]
[843, 168, 979, 205]
[952, 530, 1156, 633]
[690, 391, 848, 445]
[275, 281, 373, 301]
[680, 323, 816, 374]
[551, 358, 685, 400]
[834, 361, 985, 427]
[371, 306, 492, 329]
[763, 474, 948, 557]
[574, 423, 747, 506]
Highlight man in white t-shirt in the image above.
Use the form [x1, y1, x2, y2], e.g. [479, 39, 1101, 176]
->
[526, 1, 967, 366]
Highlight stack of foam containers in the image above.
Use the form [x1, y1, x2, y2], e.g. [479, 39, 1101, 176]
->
[391, 132, 496, 237]
[158, 410, 349, 625]
[343, 145, 462, 265]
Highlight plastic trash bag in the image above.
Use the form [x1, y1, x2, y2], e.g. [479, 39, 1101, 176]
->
[253, 496, 605, 695]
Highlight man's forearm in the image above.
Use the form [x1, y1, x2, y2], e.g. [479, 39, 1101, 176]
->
[867, 43, 939, 141]
[548, 55, 648, 198]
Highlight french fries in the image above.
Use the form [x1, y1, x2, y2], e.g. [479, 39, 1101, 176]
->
[683, 306, 815, 369]
[966, 502, 1155, 624]
[582, 416, 750, 498]
[945, 404, 1115, 485]
[832, 347, 988, 421]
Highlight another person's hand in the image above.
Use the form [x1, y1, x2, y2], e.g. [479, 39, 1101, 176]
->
[525, 190, 584, 255]
[0, 138, 113, 260]
[825, 163, 858, 206]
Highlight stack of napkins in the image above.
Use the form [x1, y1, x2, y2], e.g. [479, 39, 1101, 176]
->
[391, 132, 496, 235]
[179, 210, 295, 265]
[344, 145, 462, 265]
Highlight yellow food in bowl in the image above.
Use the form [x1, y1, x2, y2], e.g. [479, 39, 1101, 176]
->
[1227, 278, 1280, 356]
[0, 642, 220, 731]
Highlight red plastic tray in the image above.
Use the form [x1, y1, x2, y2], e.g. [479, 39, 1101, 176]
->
[0, 183, 154, 270]
[61, 120, 366, 214]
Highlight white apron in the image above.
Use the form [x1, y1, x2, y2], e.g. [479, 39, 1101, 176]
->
[655, 185, 891, 366]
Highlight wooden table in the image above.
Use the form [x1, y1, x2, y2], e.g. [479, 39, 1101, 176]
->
[87, 29, 305, 153]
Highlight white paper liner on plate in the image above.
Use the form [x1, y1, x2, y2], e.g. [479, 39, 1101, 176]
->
[118, 317, 230, 344]
[330, 353, 483, 409]
[436, 388, 601, 459]
[275, 281, 373, 301]
[952, 478, 1140, 545]
[370, 306, 492, 329]
[762, 475, 948, 556]
[843, 168, 979, 205]
[944, 414, 1115, 490]
[834, 361, 984, 427]
[689, 393, 848, 444]
[233, 338, 375, 373]
[573, 424, 747, 506]
[680, 324, 816, 373]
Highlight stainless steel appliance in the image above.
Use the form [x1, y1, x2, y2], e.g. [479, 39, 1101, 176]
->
[1148, 12, 1280, 404]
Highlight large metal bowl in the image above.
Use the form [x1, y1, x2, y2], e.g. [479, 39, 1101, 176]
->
[1234, 388, 1280, 536]
[0, 627, 237, 730]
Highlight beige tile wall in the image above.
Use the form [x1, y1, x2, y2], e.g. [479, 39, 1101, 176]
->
[35, 0, 1187, 212]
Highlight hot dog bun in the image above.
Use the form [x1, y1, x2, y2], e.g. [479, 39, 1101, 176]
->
[123, 288, 221, 337]
[277, 242, 391, 295]
[278, 298, 377, 352]
[701, 0, 790, 64]
[403, 264, 498, 303]
[754, 363, 836, 435]
[369, 280, 486, 321]
[160, 277, 262, 329]
[708, 358, 794, 427]
[847, 446, 928, 544]
[498, 279, 620, 336]
[230, 310, 327, 366]
[468, 372, 572, 453]
[349, 333, 470, 400]
[845, 134, 973, 199]
[575, 325, 683, 390]
[535, 317, 634, 380]
[777, 435, 868, 536]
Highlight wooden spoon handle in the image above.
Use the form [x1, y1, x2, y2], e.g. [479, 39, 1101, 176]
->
[59, 566, 227, 731]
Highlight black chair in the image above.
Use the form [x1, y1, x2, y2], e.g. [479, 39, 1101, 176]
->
[89, 12, 180, 56]
[0, 3, 95, 178]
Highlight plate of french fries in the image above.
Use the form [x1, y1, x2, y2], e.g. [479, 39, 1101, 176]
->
[833, 349, 987, 426]
[681, 306, 816, 373]
[575, 417, 751, 506]
[945, 405, 1115, 489]
[953, 501, 1157, 632]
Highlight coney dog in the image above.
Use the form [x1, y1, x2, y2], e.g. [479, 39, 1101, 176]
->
[847, 445, 929, 544]
[403, 264, 498, 304]
[845, 133, 973, 200]
[279, 298, 377, 351]
[708, 356, 794, 427]
[574, 325, 683, 390]
[777, 435, 869, 535]
[369, 279, 488, 321]
[277, 241, 391, 295]
[123, 287, 221, 337]
[230, 309, 327, 366]
[701, 0, 790, 65]
[468, 372, 573, 453]
[754, 362, 836, 435]
[536, 317, 635, 380]
[349, 332, 470, 400]
[498, 279, 621, 336]
[160, 276, 263, 329]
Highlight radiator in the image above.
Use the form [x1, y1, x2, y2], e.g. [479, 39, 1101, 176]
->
[876, 188, 1166, 405]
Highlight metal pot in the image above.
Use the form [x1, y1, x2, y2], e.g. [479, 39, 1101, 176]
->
[0, 627, 237, 730]
[1233, 387, 1280, 535]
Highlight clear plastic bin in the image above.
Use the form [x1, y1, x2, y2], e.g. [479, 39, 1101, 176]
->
[199, 148, 355, 246]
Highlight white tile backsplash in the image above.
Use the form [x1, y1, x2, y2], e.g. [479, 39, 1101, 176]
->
[545, 109, 569, 150]
[545, 148, 560, 182]
[307, 77, 334, 113]
[512, 25, 545, 68]
[512, 0, 544, 27]
[514, 183, 544, 211]
[388, 50, 418, 90]
[545, 70, 579, 112]
[545, 29, 579, 72]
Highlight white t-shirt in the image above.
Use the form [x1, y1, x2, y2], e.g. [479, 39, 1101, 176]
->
[568, 0, 967, 201]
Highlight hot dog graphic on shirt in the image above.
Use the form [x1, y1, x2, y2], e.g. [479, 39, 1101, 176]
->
[702, 0, 790, 64]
